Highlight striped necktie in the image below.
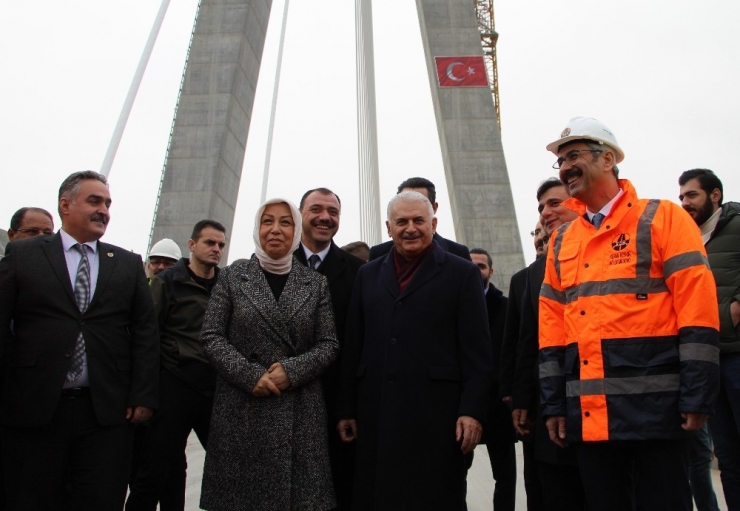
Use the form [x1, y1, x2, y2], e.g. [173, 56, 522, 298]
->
[67, 243, 89, 382]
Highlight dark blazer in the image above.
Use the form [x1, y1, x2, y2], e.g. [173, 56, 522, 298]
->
[368, 233, 471, 262]
[338, 243, 491, 510]
[294, 242, 364, 411]
[513, 256, 577, 466]
[294, 242, 364, 510]
[499, 267, 528, 399]
[481, 283, 516, 445]
[0, 233, 159, 427]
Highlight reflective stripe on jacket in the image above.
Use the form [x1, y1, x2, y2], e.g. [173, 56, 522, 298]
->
[538, 179, 720, 442]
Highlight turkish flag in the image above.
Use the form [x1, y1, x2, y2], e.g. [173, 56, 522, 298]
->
[435, 56, 488, 87]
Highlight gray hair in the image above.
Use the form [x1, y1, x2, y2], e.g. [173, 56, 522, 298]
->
[386, 190, 435, 221]
[586, 141, 619, 177]
[57, 171, 108, 215]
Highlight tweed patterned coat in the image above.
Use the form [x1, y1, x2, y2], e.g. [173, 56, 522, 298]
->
[199, 256, 338, 511]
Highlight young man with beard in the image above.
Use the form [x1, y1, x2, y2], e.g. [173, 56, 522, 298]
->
[539, 117, 720, 511]
[294, 187, 364, 511]
[126, 220, 226, 511]
[679, 169, 740, 510]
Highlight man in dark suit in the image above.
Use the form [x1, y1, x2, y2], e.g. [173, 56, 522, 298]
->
[469, 248, 516, 511]
[511, 178, 584, 511]
[368, 177, 471, 262]
[0, 171, 159, 511]
[337, 191, 491, 511]
[294, 187, 364, 511]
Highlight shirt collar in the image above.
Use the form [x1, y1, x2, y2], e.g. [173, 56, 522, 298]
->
[301, 242, 331, 263]
[60, 229, 98, 254]
[586, 188, 624, 221]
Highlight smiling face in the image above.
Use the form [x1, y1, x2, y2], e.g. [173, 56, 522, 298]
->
[259, 202, 296, 260]
[558, 141, 614, 203]
[386, 197, 437, 260]
[59, 179, 111, 242]
[538, 184, 578, 236]
[300, 191, 340, 252]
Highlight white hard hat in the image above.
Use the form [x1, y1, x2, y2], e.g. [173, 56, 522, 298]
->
[148, 238, 182, 261]
[546, 117, 624, 163]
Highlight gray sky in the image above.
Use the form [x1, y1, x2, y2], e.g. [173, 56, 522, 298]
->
[1, 0, 738, 269]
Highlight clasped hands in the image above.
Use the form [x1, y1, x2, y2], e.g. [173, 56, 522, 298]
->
[251, 362, 291, 397]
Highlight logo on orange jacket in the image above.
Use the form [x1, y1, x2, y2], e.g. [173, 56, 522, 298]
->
[611, 233, 630, 251]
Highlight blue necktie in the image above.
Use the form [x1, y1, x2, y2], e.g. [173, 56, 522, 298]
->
[308, 254, 321, 270]
[592, 213, 605, 229]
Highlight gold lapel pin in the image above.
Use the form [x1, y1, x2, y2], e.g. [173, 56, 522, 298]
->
[107, 252, 114, 258]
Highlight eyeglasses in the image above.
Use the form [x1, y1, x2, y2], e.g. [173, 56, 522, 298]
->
[15, 227, 54, 236]
[552, 149, 603, 169]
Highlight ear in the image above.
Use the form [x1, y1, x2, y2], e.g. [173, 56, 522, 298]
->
[187, 239, 196, 252]
[432, 216, 438, 233]
[58, 198, 70, 217]
[7, 229, 16, 241]
[385, 220, 392, 238]
[710, 188, 722, 205]
[602, 150, 615, 173]
[432, 202, 439, 214]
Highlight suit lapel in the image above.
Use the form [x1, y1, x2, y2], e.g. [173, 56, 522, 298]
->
[42, 233, 76, 306]
[319, 243, 345, 286]
[380, 253, 400, 300]
[89, 241, 117, 310]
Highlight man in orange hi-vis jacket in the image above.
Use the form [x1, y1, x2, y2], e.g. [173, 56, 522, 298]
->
[538, 117, 720, 511]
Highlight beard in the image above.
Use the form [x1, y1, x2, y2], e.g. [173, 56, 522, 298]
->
[685, 197, 715, 227]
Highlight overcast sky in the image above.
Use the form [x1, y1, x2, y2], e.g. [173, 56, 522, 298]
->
[2, 0, 738, 269]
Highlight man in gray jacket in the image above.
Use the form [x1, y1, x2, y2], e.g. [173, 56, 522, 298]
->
[679, 168, 740, 510]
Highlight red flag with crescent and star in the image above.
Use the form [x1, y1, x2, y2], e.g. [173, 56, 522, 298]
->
[434, 56, 488, 87]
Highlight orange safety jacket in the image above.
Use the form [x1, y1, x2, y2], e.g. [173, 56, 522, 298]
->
[538, 179, 720, 442]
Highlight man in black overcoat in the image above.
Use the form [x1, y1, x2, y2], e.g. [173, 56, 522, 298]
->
[337, 191, 491, 511]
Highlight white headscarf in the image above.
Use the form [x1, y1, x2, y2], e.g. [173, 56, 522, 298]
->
[252, 197, 302, 275]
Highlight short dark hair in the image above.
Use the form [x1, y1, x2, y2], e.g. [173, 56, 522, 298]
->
[536, 178, 566, 201]
[191, 219, 226, 241]
[58, 171, 108, 216]
[678, 169, 723, 205]
[397, 177, 436, 204]
[342, 241, 370, 253]
[9, 207, 53, 231]
[299, 188, 341, 210]
[470, 248, 492, 268]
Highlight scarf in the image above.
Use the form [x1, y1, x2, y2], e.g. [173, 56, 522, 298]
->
[252, 197, 302, 275]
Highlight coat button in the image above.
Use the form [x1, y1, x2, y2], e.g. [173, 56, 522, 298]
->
[79, 320, 84, 325]
[390, 338, 397, 344]
[583, 360, 588, 365]
[65, 352, 72, 358]
[395, 302, 402, 308]
[580, 310, 585, 315]
[584, 263, 589, 268]
[584, 411, 590, 417]
[606, 225, 610, 229]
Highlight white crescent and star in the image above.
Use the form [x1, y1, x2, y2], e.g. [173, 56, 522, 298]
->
[446, 62, 477, 82]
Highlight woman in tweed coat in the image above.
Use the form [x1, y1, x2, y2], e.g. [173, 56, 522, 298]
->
[199, 198, 338, 511]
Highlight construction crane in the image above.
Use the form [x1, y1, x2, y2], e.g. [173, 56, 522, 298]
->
[473, 0, 500, 130]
